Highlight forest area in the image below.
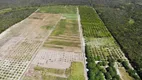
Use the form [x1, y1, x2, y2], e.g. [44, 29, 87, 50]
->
[0, 0, 90, 9]
[92, 0, 142, 79]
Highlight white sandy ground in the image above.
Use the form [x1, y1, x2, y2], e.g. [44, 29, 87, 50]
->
[32, 48, 83, 69]
[77, 7, 88, 80]
[20, 13, 62, 80]
[0, 11, 61, 80]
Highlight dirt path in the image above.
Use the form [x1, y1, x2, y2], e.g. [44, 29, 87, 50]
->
[77, 7, 88, 80]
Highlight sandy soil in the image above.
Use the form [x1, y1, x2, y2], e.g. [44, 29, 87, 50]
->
[32, 48, 83, 69]
[0, 12, 61, 80]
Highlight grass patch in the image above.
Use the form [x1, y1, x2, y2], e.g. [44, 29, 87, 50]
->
[51, 19, 66, 36]
[68, 62, 85, 80]
[47, 40, 80, 47]
[34, 66, 65, 75]
[87, 37, 118, 47]
[41, 75, 66, 80]
[0, 8, 12, 14]
[43, 44, 64, 49]
[51, 19, 79, 36]
[41, 25, 53, 30]
[128, 18, 135, 25]
[63, 14, 77, 20]
[118, 67, 134, 80]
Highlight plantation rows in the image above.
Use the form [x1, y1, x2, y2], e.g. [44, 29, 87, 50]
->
[79, 6, 123, 80]
[79, 6, 141, 80]
[79, 6, 111, 38]
[7, 41, 42, 61]
[86, 45, 125, 61]
[79, 6, 126, 61]
[0, 40, 42, 80]
[85, 45, 121, 80]
[82, 24, 111, 38]
[0, 60, 28, 80]
[79, 7, 100, 23]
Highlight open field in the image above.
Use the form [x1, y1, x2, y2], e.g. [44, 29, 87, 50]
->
[22, 6, 86, 80]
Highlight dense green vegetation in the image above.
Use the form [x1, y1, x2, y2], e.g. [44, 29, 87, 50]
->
[79, 6, 111, 39]
[86, 45, 105, 80]
[68, 62, 85, 80]
[119, 60, 140, 79]
[0, 8, 12, 14]
[93, 0, 142, 78]
[79, 6, 141, 80]
[86, 45, 121, 80]
[0, 0, 90, 9]
[0, 7, 36, 33]
[79, 6, 121, 80]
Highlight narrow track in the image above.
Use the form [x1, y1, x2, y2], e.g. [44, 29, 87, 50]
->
[77, 7, 88, 80]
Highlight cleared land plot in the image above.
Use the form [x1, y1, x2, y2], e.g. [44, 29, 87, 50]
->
[22, 6, 85, 80]
[31, 49, 83, 69]
[23, 62, 85, 80]
[0, 12, 61, 80]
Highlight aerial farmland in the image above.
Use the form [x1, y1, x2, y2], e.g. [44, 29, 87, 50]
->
[0, 6, 87, 80]
[0, 2, 141, 80]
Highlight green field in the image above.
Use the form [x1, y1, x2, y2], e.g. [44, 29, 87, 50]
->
[51, 19, 78, 36]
